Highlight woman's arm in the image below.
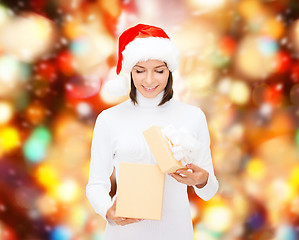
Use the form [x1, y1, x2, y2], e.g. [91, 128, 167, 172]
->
[86, 111, 115, 222]
[169, 110, 219, 201]
[191, 110, 219, 200]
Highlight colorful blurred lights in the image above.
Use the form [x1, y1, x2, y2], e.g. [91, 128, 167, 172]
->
[262, 18, 285, 39]
[239, 0, 263, 20]
[246, 158, 266, 180]
[50, 226, 72, 240]
[0, 101, 13, 124]
[77, 102, 92, 117]
[24, 138, 48, 163]
[34, 164, 59, 191]
[0, 55, 20, 83]
[190, 0, 225, 8]
[70, 38, 90, 56]
[55, 179, 80, 203]
[0, 13, 56, 62]
[36, 194, 58, 216]
[0, 126, 20, 151]
[203, 205, 232, 232]
[289, 166, 299, 193]
[257, 37, 278, 56]
[25, 102, 47, 125]
[69, 205, 88, 228]
[24, 127, 51, 163]
[275, 224, 298, 240]
[259, 103, 273, 117]
[276, 51, 291, 74]
[270, 179, 293, 203]
[217, 77, 232, 94]
[229, 81, 250, 105]
[66, 75, 101, 99]
[0, 5, 10, 26]
[236, 35, 277, 79]
[32, 126, 51, 145]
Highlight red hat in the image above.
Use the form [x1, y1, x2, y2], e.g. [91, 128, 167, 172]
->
[117, 24, 179, 74]
[104, 24, 179, 96]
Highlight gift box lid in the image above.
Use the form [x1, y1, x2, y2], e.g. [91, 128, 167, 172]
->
[143, 126, 185, 174]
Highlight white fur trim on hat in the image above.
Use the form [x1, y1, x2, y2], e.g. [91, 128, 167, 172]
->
[121, 37, 179, 73]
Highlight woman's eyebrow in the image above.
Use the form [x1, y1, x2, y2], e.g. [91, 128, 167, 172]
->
[134, 65, 145, 68]
[133, 64, 167, 69]
[155, 65, 167, 68]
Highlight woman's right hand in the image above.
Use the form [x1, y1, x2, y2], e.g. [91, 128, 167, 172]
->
[106, 197, 144, 226]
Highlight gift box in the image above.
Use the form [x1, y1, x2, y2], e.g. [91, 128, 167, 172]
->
[143, 126, 186, 173]
[115, 162, 165, 220]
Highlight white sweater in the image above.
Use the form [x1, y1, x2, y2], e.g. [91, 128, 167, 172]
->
[86, 89, 219, 240]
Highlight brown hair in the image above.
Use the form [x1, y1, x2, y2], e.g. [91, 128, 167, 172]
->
[129, 71, 174, 106]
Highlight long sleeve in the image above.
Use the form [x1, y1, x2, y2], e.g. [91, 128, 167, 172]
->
[193, 110, 219, 201]
[86, 111, 115, 222]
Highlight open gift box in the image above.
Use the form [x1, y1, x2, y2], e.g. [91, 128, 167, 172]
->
[115, 126, 188, 220]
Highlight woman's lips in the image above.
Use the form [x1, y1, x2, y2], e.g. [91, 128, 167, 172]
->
[142, 85, 158, 92]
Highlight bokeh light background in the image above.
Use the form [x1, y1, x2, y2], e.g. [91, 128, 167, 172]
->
[0, 0, 299, 239]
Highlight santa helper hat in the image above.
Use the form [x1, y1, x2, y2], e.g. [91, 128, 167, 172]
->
[104, 24, 179, 96]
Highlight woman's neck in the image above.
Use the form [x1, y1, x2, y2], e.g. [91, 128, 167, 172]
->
[131, 89, 171, 109]
[135, 89, 165, 108]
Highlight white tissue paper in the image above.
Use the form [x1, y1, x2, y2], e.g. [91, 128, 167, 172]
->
[161, 125, 202, 166]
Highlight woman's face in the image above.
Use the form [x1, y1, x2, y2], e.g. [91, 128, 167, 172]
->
[131, 59, 169, 98]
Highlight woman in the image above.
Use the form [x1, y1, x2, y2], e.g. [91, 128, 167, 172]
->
[86, 23, 219, 240]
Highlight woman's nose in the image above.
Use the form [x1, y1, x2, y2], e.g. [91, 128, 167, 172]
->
[145, 72, 153, 85]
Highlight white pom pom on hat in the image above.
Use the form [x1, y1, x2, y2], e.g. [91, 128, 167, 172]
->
[104, 23, 180, 96]
[102, 72, 130, 96]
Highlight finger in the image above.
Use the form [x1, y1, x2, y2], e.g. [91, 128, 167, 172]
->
[125, 218, 142, 224]
[169, 173, 193, 185]
[119, 218, 143, 226]
[170, 172, 186, 180]
[112, 216, 124, 222]
[175, 169, 193, 178]
[113, 217, 127, 225]
[175, 166, 188, 172]
[115, 217, 142, 222]
[187, 163, 202, 171]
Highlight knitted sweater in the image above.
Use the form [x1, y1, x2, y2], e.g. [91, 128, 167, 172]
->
[86, 89, 219, 240]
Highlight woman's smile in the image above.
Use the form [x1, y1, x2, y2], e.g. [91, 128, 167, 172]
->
[142, 85, 159, 92]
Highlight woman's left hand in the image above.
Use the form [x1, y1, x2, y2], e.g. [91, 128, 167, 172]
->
[168, 163, 209, 188]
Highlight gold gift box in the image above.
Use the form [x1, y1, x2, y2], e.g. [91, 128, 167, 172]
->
[115, 162, 165, 220]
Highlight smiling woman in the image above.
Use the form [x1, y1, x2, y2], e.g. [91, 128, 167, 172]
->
[86, 24, 218, 240]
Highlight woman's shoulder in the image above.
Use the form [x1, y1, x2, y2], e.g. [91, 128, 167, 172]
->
[96, 99, 131, 121]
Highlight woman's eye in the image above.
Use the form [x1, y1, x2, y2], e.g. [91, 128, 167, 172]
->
[156, 70, 164, 74]
[136, 70, 144, 73]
